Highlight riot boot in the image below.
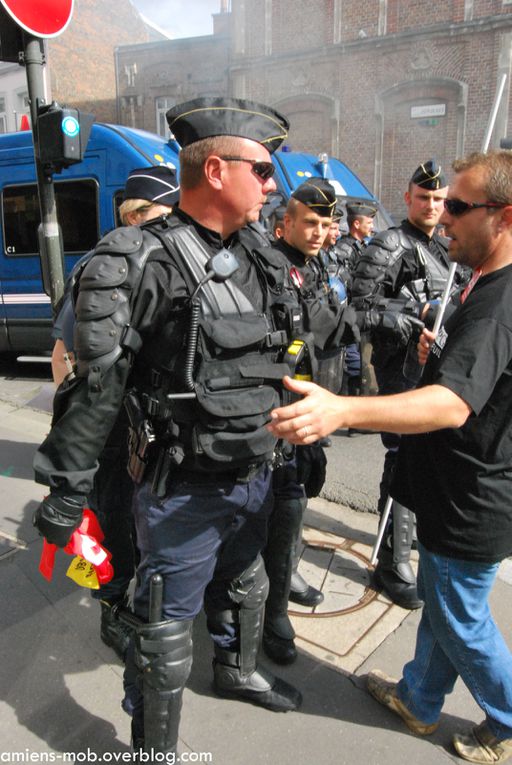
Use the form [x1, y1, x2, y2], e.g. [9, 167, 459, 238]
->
[263, 498, 303, 664]
[207, 556, 302, 712]
[100, 595, 133, 661]
[130, 617, 194, 755]
[374, 501, 423, 610]
[289, 501, 324, 609]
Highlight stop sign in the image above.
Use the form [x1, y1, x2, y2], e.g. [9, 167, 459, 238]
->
[0, 0, 73, 38]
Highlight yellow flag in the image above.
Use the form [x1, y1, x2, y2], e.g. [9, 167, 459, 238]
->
[66, 555, 100, 589]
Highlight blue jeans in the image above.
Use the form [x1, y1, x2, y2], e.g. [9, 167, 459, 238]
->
[396, 543, 512, 739]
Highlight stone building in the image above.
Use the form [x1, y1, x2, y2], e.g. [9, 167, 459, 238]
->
[115, 7, 230, 136]
[0, 0, 157, 132]
[229, 0, 512, 218]
[118, 1, 512, 217]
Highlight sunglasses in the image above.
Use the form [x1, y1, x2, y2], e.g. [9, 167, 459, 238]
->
[220, 156, 275, 181]
[443, 198, 505, 217]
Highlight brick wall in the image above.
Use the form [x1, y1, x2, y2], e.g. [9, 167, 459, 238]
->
[47, 0, 150, 123]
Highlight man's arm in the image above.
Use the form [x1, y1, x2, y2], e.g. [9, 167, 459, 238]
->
[267, 375, 471, 444]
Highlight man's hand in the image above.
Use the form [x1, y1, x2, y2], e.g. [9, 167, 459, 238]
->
[417, 328, 436, 366]
[268, 376, 347, 444]
[33, 494, 86, 548]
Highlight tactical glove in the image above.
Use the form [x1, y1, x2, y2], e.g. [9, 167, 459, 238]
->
[33, 493, 86, 548]
[296, 444, 327, 498]
[358, 309, 424, 346]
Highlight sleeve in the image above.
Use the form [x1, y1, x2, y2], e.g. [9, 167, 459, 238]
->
[351, 237, 401, 304]
[33, 259, 177, 494]
[426, 316, 512, 415]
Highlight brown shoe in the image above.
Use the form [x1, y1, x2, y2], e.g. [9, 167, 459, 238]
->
[366, 669, 439, 736]
[453, 721, 512, 763]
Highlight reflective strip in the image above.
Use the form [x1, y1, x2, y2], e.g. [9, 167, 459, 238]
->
[2, 293, 51, 304]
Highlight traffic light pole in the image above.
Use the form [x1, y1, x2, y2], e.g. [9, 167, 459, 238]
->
[23, 33, 65, 314]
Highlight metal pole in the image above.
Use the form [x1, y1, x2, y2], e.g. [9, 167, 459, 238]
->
[370, 495, 392, 566]
[23, 34, 65, 314]
[482, 73, 507, 154]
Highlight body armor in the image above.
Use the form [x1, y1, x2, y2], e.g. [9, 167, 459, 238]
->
[73, 218, 294, 476]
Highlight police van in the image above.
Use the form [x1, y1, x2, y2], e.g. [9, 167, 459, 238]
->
[0, 124, 388, 357]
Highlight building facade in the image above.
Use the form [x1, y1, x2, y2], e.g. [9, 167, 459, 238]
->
[116, 0, 512, 219]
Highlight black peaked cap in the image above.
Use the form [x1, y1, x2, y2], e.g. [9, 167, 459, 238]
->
[291, 177, 337, 217]
[166, 97, 289, 154]
[410, 159, 447, 190]
[346, 201, 377, 217]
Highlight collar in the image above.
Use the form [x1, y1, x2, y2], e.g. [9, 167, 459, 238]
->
[401, 218, 436, 245]
[273, 238, 308, 268]
[174, 206, 238, 250]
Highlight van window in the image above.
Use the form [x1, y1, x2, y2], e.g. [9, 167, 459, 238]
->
[2, 179, 100, 256]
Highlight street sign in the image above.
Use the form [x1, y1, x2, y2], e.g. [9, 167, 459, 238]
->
[0, 0, 74, 38]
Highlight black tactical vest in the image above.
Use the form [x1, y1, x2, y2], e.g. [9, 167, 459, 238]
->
[130, 220, 293, 473]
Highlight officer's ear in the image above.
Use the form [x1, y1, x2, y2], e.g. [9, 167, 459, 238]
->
[404, 190, 411, 208]
[500, 205, 512, 229]
[203, 155, 224, 190]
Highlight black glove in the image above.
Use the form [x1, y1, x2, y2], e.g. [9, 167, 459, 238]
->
[296, 444, 327, 498]
[359, 309, 424, 346]
[33, 493, 86, 548]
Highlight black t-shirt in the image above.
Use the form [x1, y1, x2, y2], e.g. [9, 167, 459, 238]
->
[392, 263, 512, 563]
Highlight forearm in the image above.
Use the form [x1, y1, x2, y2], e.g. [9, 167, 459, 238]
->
[335, 384, 471, 433]
[268, 377, 472, 444]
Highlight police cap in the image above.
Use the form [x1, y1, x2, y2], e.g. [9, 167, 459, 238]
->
[332, 204, 345, 222]
[410, 159, 447, 190]
[124, 166, 180, 206]
[346, 201, 377, 218]
[166, 97, 289, 155]
[291, 177, 337, 218]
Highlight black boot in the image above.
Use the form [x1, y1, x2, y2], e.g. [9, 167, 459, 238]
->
[374, 501, 423, 610]
[289, 507, 324, 608]
[262, 498, 305, 664]
[213, 649, 302, 712]
[100, 596, 133, 661]
[208, 556, 302, 710]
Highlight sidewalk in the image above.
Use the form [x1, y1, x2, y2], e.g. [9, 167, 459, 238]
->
[0, 393, 511, 764]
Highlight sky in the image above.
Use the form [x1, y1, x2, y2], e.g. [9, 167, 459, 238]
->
[131, 0, 221, 39]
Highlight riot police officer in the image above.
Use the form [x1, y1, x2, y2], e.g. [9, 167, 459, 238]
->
[33, 97, 302, 756]
[262, 178, 358, 664]
[351, 160, 454, 609]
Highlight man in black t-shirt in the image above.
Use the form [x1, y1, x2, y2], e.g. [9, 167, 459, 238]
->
[267, 150, 512, 765]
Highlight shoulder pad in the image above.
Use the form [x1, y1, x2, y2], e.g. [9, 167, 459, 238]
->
[94, 225, 144, 257]
[368, 228, 402, 253]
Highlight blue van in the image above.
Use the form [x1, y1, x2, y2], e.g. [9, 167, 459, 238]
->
[0, 123, 180, 355]
[0, 124, 388, 356]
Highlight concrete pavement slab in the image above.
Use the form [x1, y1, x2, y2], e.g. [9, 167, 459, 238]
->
[0, 398, 511, 764]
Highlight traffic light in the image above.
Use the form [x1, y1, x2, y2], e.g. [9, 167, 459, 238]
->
[37, 102, 94, 171]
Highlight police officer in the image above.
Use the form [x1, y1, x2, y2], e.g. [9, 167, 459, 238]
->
[50, 165, 180, 663]
[331, 202, 378, 402]
[351, 159, 454, 609]
[336, 201, 377, 276]
[262, 178, 358, 664]
[33, 97, 302, 756]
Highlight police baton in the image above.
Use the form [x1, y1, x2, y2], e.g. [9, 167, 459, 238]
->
[370, 262, 458, 567]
